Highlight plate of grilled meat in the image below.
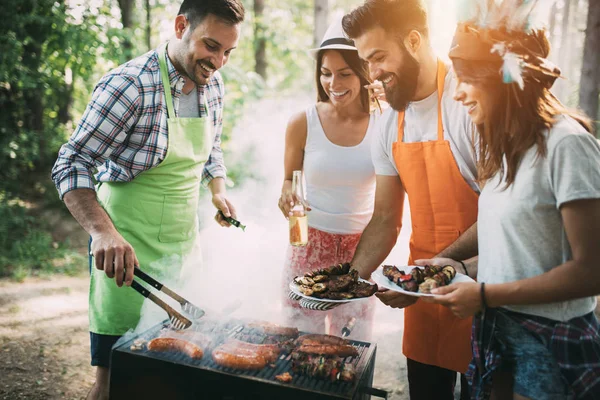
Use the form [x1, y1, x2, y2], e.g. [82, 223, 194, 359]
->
[371, 264, 474, 297]
[289, 262, 378, 304]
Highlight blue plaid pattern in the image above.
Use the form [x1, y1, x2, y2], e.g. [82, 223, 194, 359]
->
[468, 307, 600, 399]
[52, 45, 226, 199]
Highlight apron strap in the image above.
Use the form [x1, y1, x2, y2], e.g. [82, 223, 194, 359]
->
[397, 58, 447, 142]
[158, 43, 176, 119]
[159, 42, 212, 139]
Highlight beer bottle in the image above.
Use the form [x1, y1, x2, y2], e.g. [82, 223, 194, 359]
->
[289, 170, 308, 246]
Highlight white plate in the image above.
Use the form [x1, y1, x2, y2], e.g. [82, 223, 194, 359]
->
[371, 265, 475, 298]
[288, 278, 376, 304]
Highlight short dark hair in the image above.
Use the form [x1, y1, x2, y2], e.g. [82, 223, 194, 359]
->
[342, 0, 428, 40]
[178, 0, 245, 27]
[316, 49, 371, 113]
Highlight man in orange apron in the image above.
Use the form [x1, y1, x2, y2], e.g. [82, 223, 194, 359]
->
[51, 1, 245, 399]
[343, 1, 479, 399]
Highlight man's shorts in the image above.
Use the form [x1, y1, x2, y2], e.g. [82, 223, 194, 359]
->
[496, 312, 572, 399]
[90, 332, 121, 368]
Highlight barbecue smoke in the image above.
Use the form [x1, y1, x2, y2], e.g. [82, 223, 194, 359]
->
[121, 95, 411, 347]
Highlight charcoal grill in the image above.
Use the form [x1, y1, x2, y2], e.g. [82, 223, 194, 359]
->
[109, 320, 386, 399]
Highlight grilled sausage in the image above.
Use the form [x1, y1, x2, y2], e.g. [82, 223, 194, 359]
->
[222, 339, 281, 363]
[294, 334, 350, 347]
[147, 338, 204, 359]
[212, 347, 267, 370]
[296, 344, 358, 358]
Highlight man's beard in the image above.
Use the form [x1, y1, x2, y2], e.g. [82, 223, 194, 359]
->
[383, 47, 420, 112]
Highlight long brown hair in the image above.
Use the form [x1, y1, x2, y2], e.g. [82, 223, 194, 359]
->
[315, 49, 370, 113]
[452, 30, 593, 188]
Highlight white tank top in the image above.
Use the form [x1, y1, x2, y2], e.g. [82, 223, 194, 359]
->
[303, 105, 377, 234]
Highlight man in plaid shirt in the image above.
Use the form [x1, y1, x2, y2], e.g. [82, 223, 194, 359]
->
[51, 0, 245, 398]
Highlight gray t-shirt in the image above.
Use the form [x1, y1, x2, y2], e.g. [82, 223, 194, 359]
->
[478, 115, 600, 321]
[178, 88, 200, 118]
[372, 64, 479, 193]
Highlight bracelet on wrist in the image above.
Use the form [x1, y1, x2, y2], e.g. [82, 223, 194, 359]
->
[480, 282, 488, 310]
[458, 260, 468, 276]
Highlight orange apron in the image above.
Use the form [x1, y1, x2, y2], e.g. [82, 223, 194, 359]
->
[392, 60, 478, 373]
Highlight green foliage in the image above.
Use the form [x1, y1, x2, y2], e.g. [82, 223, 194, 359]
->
[0, 200, 86, 280]
[0, 0, 324, 276]
[0, 0, 126, 200]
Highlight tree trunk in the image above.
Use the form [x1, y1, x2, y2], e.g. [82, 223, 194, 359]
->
[145, 0, 151, 50]
[253, 0, 267, 79]
[557, 0, 572, 101]
[117, 0, 135, 61]
[313, 0, 329, 47]
[579, 0, 600, 132]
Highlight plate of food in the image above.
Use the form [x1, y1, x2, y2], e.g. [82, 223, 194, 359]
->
[289, 262, 378, 304]
[371, 264, 474, 297]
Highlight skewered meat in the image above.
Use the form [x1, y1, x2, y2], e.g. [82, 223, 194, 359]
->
[339, 364, 356, 382]
[291, 353, 356, 382]
[383, 264, 457, 293]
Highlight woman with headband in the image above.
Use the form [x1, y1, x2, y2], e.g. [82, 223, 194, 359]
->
[424, 2, 600, 399]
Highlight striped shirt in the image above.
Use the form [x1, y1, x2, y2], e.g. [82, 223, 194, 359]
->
[51, 44, 226, 199]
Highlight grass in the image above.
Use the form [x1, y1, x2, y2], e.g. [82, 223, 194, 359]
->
[0, 198, 86, 281]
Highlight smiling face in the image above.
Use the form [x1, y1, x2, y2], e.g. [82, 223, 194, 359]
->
[354, 26, 420, 111]
[318, 50, 363, 108]
[453, 78, 488, 125]
[173, 13, 240, 85]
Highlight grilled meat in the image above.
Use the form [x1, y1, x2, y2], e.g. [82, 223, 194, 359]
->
[291, 353, 356, 382]
[326, 274, 353, 292]
[350, 281, 378, 297]
[295, 264, 376, 300]
[383, 264, 457, 293]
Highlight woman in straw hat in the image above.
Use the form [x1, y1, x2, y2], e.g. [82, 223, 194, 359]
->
[423, 1, 600, 399]
[277, 16, 382, 339]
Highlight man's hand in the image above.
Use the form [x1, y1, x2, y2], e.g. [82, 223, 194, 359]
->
[91, 230, 138, 288]
[414, 257, 465, 275]
[212, 194, 237, 227]
[375, 288, 418, 309]
[421, 282, 481, 318]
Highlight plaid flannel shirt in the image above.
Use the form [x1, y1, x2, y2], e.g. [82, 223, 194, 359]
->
[468, 307, 600, 399]
[51, 45, 226, 199]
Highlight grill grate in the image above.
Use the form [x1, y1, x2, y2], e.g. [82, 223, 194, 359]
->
[109, 320, 378, 400]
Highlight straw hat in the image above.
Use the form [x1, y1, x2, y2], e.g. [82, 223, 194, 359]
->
[308, 15, 356, 58]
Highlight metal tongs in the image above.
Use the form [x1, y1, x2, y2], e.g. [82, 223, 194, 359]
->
[129, 268, 205, 330]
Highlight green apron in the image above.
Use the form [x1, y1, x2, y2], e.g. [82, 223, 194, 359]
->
[89, 43, 212, 335]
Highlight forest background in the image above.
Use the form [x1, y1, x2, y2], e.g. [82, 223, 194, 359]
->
[0, 0, 598, 280]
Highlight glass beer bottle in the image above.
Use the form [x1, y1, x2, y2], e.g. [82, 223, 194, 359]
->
[289, 170, 308, 246]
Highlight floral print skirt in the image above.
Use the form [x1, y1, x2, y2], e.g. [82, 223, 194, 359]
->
[282, 226, 376, 341]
